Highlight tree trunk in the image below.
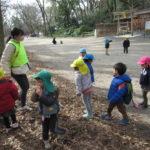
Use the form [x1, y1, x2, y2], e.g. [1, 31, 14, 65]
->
[36, 0, 48, 36]
[0, 3, 5, 58]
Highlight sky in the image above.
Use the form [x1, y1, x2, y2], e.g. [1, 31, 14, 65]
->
[10, 0, 36, 4]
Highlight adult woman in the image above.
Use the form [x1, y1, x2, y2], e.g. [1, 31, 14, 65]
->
[1, 27, 32, 110]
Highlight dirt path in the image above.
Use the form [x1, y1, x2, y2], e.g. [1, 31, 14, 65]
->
[1, 49, 150, 150]
[25, 36, 150, 123]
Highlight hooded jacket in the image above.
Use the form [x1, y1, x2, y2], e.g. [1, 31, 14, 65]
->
[108, 74, 131, 103]
[75, 71, 92, 94]
[32, 70, 59, 115]
[0, 79, 18, 114]
[140, 67, 150, 90]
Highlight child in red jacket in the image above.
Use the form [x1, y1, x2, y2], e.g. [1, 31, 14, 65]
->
[0, 68, 19, 130]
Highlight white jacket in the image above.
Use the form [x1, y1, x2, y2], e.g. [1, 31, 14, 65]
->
[75, 71, 92, 94]
[1, 40, 29, 76]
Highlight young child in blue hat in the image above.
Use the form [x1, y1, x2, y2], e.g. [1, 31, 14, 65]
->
[83, 54, 95, 83]
[78, 48, 87, 59]
[31, 70, 65, 149]
[104, 37, 112, 55]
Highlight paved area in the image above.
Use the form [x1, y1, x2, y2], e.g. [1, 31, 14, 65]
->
[24, 36, 150, 123]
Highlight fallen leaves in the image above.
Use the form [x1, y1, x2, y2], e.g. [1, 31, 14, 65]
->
[0, 53, 150, 150]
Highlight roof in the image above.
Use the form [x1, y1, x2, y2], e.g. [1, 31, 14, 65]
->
[135, 8, 150, 15]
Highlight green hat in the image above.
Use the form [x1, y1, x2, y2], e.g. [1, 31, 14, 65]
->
[32, 70, 55, 92]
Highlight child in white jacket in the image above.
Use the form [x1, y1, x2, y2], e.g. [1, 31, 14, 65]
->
[70, 59, 93, 118]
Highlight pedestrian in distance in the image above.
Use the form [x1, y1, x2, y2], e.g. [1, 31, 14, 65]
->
[52, 37, 57, 44]
[123, 37, 130, 54]
[104, 37, 112, 55]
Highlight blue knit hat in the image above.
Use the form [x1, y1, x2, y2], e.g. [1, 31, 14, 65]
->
[83, 54, 95, 60]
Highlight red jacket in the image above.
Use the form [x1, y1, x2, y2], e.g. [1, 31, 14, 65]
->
[0, 78, 18, 114]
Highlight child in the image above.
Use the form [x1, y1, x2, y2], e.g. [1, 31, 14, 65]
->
[83, 54, 95, 83]
[101, 63, 131, 124]
[104, 37, 112, 55]
[70, 59, 93, 118]
[31, 70, 65, 149]
[123, 37, 130, 54]
[0, 68, 19, 131]
[52, 37, 57, 44]
[137, 56, 150, 108]
[78, 48, 87, 59]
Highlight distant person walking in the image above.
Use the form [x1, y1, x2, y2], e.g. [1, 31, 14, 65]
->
[104, 37, 112, 55]
[1, 27, 32, 111]
[123, 37, 130, 54]
[52, 37, 57, 44]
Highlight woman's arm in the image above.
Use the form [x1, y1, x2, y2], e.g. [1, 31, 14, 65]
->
[1, 44, 15, 76]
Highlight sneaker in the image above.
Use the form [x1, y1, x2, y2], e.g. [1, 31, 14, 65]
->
[83, 110, 87, 113]
[82, 114, 93, 119]
[43, 140, 51, 149]
[119, 119, 129, 125]
[18, 105, 33, 111]
[142, 105, 148, 109]
[11, 122, 19, 128]
[101, 114, 111, 120]
[6, 128, 12, 133]
[139, 102, 144, 105]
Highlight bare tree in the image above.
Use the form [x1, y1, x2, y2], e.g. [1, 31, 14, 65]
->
[36, 0, 52, 36]
[13, 3, 42, 34]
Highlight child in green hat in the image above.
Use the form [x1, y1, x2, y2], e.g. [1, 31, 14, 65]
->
[31, 70, 65, 149]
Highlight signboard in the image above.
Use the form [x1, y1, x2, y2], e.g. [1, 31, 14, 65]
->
[145, 21, 150, 30]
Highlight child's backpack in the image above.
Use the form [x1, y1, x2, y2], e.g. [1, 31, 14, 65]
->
[118, 82, 133, 105]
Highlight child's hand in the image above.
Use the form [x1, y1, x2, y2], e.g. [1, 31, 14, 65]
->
[35, 88, 43, 96]
[77, 93, 81, 96]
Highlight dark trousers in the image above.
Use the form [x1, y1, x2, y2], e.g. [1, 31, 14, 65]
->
[124, 47, 128, 53]
[142, 90, 149, 107]
[2, 114, 17, 128]
[42, 114, 58, 140]
[12, 74, 29, 107]
[107, 102, 128, 120]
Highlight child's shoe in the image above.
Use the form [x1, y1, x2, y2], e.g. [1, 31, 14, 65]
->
[18, 105, 33, 111]
[101, 114, 111, 120]
[83, 110, 87, 113]
[119, 119, 129, 125]
[6, 128, 12, 133]
[139, 101, 144, 105]
[11, 122, 19, 128]
[142, 105, 148, 109]
[82, 114, 93, 119]
[43, 140, 51, 149]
